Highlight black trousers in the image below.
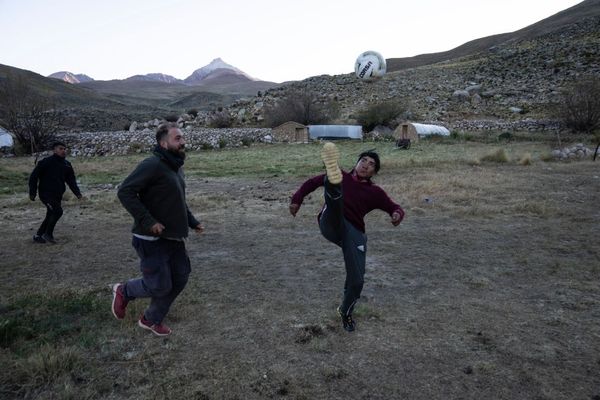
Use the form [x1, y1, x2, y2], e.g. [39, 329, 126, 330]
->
[318, 179, 367, 316]
[37, 198, 63, 237]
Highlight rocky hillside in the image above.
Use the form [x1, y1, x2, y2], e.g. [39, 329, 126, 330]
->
[223, 7, 600, 131]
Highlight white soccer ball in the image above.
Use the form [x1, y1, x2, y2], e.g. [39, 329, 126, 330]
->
[355, 51, 386, 80]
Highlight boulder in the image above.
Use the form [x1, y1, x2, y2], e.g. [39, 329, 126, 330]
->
[452, 90, 470, 102]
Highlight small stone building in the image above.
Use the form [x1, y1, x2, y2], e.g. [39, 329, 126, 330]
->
[272, 121, 309, 143]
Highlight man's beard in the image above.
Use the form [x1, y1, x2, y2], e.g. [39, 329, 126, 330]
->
[167, 145, 186, 158]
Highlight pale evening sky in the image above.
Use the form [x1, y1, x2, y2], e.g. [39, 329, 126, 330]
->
[0, 0, 584, 83]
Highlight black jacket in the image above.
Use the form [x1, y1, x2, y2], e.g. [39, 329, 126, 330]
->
[28, 154, 81, 201]
[117, 148, 200, 239]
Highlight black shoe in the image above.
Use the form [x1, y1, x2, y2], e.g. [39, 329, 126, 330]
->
[41, 234, 56, 244]
[33, 234, 46, 244]
[337, 306, 355, 332]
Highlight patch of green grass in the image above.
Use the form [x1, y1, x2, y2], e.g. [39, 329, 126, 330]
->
[0, 289, 107, 351]
[0, 166, 29, 195]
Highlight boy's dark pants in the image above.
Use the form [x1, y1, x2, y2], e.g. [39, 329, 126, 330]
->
[124, 237, 191, 324]
[37, 197, 63, 237]
[318, 179, 367, 316]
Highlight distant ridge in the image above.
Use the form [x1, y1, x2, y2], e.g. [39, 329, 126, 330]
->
[126, 73, 182, 84]
[386, 0, 600, 72]
[48, 71, 94, 84]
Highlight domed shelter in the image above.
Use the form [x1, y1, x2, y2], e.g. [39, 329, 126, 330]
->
[0, 126, 14, 148]
[394, 123, 450, 142]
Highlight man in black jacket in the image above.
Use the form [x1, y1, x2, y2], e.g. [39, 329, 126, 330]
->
[28, 141, 82, 244]
[112, 123, 203, 336]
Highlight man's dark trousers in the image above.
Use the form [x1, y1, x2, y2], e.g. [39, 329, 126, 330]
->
[318, 178, 367, 317]
[124, 237, 191, 325]
[37, 197, 63, 238]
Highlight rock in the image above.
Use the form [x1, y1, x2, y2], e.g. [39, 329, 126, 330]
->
[129, 121, 138, 132]
[452, 90, 470, 102]
[471, 94, 482, 106]
[509, 107, 523, 113]
[466, 84, 482, 95]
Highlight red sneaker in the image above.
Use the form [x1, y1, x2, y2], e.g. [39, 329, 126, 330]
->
[138, 315, 172, 336]
[111, 283, 129, 320]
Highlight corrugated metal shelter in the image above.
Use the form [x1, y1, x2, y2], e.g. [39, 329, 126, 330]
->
[272, 121, 309, 143]
[394, 123, 449, 140]
[308, 125, 363, 140]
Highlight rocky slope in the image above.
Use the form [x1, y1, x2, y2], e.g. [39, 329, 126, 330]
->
[223, 13, 599, 131]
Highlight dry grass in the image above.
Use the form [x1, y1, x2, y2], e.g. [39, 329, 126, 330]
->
[479, 148, 510, 163]
[1, 137, 599, 399]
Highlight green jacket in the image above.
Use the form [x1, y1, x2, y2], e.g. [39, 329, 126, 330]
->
[118, 149, 200, 238]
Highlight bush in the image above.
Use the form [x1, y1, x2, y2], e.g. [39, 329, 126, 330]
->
[356, 100, 406, 132]
[559, 76, 600, 133]
[0, 74, 61, 153]
[480, 148, 510, 163]
[241, 137, 252, 147]
[218, 138, 228, 149]
[208, 110, 233, 128]
[498, 131, 513, 142]
[263, 89, 339, 127]
[187, 108, 199, 118]
[164, 114, 179, 122]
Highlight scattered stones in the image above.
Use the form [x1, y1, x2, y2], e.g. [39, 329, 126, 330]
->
[551, 143, 596, 160]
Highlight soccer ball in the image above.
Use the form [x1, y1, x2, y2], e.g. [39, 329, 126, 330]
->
[355, 51, 386, 80]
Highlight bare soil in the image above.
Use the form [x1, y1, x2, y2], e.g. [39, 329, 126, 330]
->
[1, 160, 599, 399]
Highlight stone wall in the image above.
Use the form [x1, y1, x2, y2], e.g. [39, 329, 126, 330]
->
[55, 128, 272, 157]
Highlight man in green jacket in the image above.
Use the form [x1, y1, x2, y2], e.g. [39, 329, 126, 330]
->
[112, 123, 203, 336]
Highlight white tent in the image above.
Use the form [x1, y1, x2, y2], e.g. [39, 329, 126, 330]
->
[0, 126, 14, 148]
[308, 125, 363, 140]
[411, 123, 450, 136]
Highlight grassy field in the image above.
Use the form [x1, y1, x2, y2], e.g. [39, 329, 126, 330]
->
[0, 137, 599, 399]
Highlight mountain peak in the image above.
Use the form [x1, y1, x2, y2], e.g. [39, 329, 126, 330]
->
[48, 71, 94, 84]
[184, 58, 255, 85]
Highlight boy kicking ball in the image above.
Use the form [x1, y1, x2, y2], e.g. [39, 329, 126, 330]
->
[290, 142, 404, 332]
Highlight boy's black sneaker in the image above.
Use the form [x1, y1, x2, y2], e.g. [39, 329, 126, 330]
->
[41, 234, 56, 244]
[33, 234, 46, 244]
[337, 306, 356, 332]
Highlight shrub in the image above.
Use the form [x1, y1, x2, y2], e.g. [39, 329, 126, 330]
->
[0, 74, 61, 153]
[519, 153, 532, 165]
[164, 114, 179, 122]
[218, 138, 227, 149]
[498, 131, 513, 141]
[480, 148, 509, 163]
[186, 108, 199, 118]
[356, 100, 406, 132]
[559, 76, 600, 133]
[241, 137, 252, 147]
[263, 89, 338, 127]
[208, 111, 233, 128]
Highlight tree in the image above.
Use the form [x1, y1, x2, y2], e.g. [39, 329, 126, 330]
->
[559, 76, 600, 134]
[355, 100, 406, 132]
[263, 89, 339, 127]
[0, 74, 61, 153]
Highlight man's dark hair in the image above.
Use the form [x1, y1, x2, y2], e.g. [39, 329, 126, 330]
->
[52, 141, 66, 149]
[357, 150, 381, 173]
[156, 122, 178, 144]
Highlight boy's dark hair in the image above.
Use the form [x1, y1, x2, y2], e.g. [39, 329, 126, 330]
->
[52, 141, 66, 149]
[357, 150, 380, 173]
[156, 122, 178, 144]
